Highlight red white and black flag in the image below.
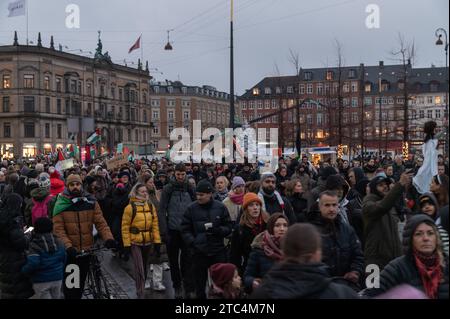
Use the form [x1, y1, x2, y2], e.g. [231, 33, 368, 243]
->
[128, 35, 141, 54]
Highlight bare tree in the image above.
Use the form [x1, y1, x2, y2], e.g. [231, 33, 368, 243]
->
[388, 32, 417, 146]
[288, 48, 301, 76]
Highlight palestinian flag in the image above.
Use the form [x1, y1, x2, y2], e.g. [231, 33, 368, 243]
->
[87, 131, 101, 144]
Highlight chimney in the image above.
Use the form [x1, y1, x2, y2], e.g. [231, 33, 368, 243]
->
[379, 61, 384, 67]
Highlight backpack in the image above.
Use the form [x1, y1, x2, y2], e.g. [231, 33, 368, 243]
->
[31, 196, 53, 225]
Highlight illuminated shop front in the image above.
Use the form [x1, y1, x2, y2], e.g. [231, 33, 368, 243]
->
[22, 143, 37, 157]
[43, 143, 52, 154]
[0, 144, 14, 159]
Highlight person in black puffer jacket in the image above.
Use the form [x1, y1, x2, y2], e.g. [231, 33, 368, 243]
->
[285, 179, 308, 223]
[365, 215, 449, 299]
[181, 180, 232, 299]
[346, 178, 370, 249]
[0, 193, 34, 299]
[250, 223, 358, 299]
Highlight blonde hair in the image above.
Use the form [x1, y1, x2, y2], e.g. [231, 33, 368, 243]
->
[129, 183, 147, 198]
[215, 176, 229, 187]
[285, 179, 303, 197]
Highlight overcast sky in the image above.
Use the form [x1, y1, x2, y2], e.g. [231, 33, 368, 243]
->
[0, 0, 448, 95]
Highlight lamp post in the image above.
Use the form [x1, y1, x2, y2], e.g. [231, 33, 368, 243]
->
[435, 28, 449, 156]
[229, 0, 235, 130]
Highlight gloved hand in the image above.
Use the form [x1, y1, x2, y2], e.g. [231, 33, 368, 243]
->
[66, 247, 78, 259]
[104, 239, 118, 250]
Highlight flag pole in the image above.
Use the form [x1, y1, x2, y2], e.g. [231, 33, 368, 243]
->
[26, 0, 29, 45]
[141, 33, 143, 67]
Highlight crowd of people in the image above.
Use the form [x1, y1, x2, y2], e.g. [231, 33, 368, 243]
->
[0, 123, 449, 300]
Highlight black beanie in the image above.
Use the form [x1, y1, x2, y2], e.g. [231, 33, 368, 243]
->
[321, 166, 337, 180]
[326, 174, 345, 190]
[27, 169, 39, 179]
[34, 217, 53, 233]
[369, 175, 391, 196]
[196, 179, 213, 193]
[355, 178, 370, 197]
[85, 175, 96, 187]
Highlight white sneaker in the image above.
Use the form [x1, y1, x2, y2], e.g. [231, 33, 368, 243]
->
[153, 282, 166, 291]
[162, 262, 170, 271]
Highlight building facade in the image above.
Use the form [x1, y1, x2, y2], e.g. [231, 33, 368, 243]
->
[239, 62, 448, 156]
[148, 81, 230, 153]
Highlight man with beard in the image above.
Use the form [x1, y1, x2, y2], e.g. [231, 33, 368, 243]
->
[52, 174, 117, 299]
[362, 170, 413, 270]
[155, 169, 168, 191]
[159, 163, 196, 299]
[237, 163, 252, 182]
[257, 172, 296, 224]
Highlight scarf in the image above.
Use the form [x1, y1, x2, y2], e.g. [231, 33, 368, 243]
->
[215, 189, 229, 202]
[229, 191, 244, 205]
[413, 249, 443, 299]
[258, 189, 284, 212]
[262, 231, 283, 261]
[52, 189, 95, 217]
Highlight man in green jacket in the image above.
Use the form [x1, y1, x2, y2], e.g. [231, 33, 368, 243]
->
[362, 170, 413, 270]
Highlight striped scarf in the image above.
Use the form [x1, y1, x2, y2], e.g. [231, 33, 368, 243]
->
[258, 189, 284, 213]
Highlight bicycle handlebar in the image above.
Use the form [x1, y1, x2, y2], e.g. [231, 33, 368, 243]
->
[76, 246, 107, 258]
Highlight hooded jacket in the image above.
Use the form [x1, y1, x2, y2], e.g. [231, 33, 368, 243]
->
[21, 232, 66, 283]
[250, 262, 359, 299]
[362, 182, 404, 269]
[368, 215, 449, 299]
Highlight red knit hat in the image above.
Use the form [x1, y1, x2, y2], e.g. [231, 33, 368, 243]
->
[209, 263, 236, 288]
[242, 192, 262, 210]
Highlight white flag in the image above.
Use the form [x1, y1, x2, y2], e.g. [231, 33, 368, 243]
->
[8, 0, 26, 17]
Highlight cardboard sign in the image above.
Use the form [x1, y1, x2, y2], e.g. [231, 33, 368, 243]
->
[55, 158, 74, 172]
[106, 154, 128, 170]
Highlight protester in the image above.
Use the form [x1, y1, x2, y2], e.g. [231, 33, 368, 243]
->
[207, 263, 243, 299]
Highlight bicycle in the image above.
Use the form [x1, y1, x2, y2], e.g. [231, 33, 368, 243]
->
[77, 246, 112, 299]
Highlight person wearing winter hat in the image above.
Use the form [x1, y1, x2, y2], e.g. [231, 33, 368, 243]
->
[52, 174, 116, 299]
[310, 166, 338, 202]
[230, 192, 269, 274]
[419, 193, 449, 256]
[367, 214, 449, 299]
[258, 172, 296, 224]
[208, 263, 243, 299]
[27, 174, 54, 226]
[21, 217, 66, 299]
[363, 169, 414, 270]
[49, 169, 65, 197]
[181, 178, 232, 299]
[223, 176, 245, 224]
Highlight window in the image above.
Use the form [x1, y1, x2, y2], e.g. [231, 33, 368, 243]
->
[167, 99, 176, 107]
[57, 124, 62, 139]
[348, 69, 356, 79]
[299, 84, 305, 94]
[343, 82, 350, 93]
[351, 82, 358, 92]
[182, 87, 187, 94]
[264, 87, 271, 94]
[351, 97, 358, 107]
[45, 97, 51, 113]
[365, 83, 371, 93]
[152, 110, 159, 120]
[381, 82, 389, 92]
[317, 83, 323, 95]
[352, 113, 359, 123]
[275, 87, 281, 94]
[44, 76, 50, 90]
[304, 72, 312, 81]
[111, 87, 115, 99]
[271, 100, 277, 109]
[4, 123, 11, 138]
[427, 110, 433, 119]
[419, 110, 424, 119]
[24, 122, 35, 138]
[24, 96, 35, 112]
[168, 110, 175, 120]
[365, 111, 371, 120]
[398, 82, 404, 90]
[143, 110, 147, 123]
[435, 96, 442, 105]
[153, 86, 159, 94]
[57, 99, 62, 114]
[54, 77, 61, 93]
[135, 130, 139, 142]
[3, 96, 10, 112]
[317, 113, 323, 125]
[24, 74, 34, 88]
[257, 100, 263, 109]
[326, 71, 334, 80]
[182, 100, 191, 107]
[168, 124, 174, 134]
[167, 86, 173, 93]
[387, 97, 394, 104]
[264, 100, 270, 109]
[430, 83, 439, 92]
[127, 129, 131, 141]
[436, 109, 441, 118]
[252, 88, 260, 95]
[184, 111, 190, 120]
[3, 75, 11, 89]
[77, 81, 82, 94]
[306, 84, 313, 94]
[153, 125, 159, 135]
[241, 101, 247, 110]
[70, 80, 77, 93]
[151, 100, 160, 107]
[427, 96, 433, 104]
[287, 86, 293, 94]
[45, 123, 50, 138]
[397, 97, 405, 104]
[364, 97, 372, 106]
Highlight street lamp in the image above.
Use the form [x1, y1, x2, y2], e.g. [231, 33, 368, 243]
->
[435, 28, 449, 156]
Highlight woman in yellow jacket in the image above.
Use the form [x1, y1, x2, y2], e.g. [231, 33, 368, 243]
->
[122, 182, 161, 298]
